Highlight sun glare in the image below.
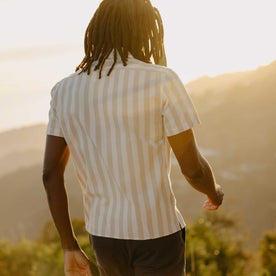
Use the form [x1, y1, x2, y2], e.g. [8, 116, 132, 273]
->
[0, 0, 275, 131]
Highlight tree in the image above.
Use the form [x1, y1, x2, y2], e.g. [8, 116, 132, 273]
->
[0, 219, 99, 276]
[37, 218, 87, 244]
[260, 228, 276, 275]
[0, 214, 254, 275]
[0, 237, 41, 276]
[185, 211, 249, 276]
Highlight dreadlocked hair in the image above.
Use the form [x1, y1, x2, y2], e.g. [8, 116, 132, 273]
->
[75, 0, 167, 79]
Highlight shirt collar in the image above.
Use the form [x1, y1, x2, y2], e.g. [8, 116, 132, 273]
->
[105, 51, 135, 62]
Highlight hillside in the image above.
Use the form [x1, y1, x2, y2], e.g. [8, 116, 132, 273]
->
[0, 60, 275, 249]
[0, 161, 83, 241]
[0, 124, 47, 159]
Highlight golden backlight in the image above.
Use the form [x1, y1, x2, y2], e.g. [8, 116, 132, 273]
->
[0, 0, 275, 130]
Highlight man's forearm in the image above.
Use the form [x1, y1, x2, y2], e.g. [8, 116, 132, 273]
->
[183, 155, 218, 202]
[43, 171, 80, 250]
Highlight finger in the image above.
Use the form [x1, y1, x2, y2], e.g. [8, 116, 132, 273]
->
[203, 203, 212, 209]
[203, 200, 218, 210]
[204, 205, 218, 210]
[204, 199, 212, 205]
[207, 196, 222, 206]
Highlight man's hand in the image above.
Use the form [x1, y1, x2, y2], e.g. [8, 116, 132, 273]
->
[203, 184, 224, 210]
[64, 249, 93, 276]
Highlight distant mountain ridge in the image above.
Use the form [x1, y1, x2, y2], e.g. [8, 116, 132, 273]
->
[186, 59, 276, 96]
[0, 60, 276, 249]
[0, 124, 47, 159]
[0, 149, 43, 177]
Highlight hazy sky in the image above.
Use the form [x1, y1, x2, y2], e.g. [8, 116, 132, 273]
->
[0, 0, 276, 131]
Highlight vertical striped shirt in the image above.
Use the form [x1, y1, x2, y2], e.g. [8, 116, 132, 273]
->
[46, 53, 201, 240]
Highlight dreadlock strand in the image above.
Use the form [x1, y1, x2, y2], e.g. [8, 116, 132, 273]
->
[107, 49, 117, 76]
[94, 49, 107, 71]
[99, 48, 113, 78]
[76, 0, 167, 78]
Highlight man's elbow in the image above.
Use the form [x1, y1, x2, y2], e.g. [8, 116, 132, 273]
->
[42, 170, 50, 185]
[42, 169, 53, 190]
[181, 165, 204, 180]
[42, 168, 62, 190]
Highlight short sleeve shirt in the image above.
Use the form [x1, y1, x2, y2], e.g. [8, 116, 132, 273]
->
[46, 55, 200, 239]
[162, 69, 200, 136]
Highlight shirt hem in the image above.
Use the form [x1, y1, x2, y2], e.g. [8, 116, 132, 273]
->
[85, 220, 186, 241]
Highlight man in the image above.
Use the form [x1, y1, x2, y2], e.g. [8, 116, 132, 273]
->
[42, 0, 224, 275]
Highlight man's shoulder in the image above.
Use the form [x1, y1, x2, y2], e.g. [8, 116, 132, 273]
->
[51, 71, 80, 93]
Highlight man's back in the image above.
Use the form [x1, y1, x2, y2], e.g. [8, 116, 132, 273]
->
[43, 1, 223, 274]
[47, 53, 201, 240]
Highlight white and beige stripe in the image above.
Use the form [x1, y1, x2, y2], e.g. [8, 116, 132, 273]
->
[46, 54, 201, 239]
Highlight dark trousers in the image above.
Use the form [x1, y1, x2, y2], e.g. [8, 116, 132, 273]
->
[89, 228, 186, 276]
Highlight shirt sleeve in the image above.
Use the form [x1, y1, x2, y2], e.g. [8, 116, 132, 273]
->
[46, 83, 64, 137]
[162, 70, 201, 136]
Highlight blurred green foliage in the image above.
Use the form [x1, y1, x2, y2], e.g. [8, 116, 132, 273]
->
[0, 213, 275, 275]
[0, 219, 99, 276]
[259, 228, 276, 276]
[185, 212, 249, 276]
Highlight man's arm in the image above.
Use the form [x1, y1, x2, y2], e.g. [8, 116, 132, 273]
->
[42, 135, 93, 275]
[167, 129, 223, 207]
[42, 135, 80, 250]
